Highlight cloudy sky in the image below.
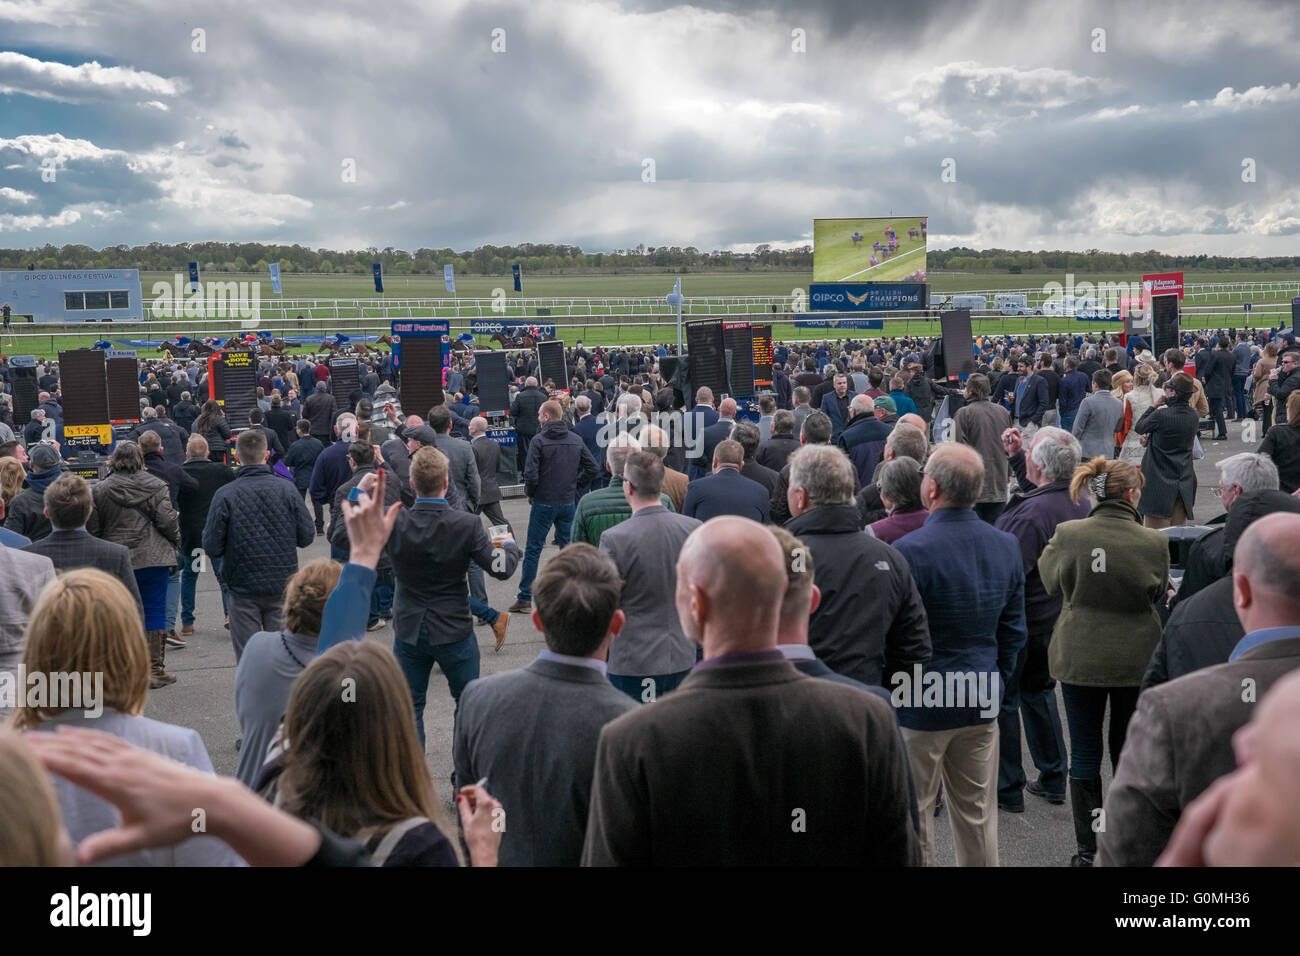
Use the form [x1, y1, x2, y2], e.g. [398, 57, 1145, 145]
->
[1, 0, 1298, 255]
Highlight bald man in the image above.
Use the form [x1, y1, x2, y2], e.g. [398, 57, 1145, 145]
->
[581, 516, 918, 866]
[891, 442, 1027, 866]
[1100, 513, 1300, 866]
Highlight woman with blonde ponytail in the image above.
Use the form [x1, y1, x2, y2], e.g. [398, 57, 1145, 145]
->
[1037, 457, 1170, 867]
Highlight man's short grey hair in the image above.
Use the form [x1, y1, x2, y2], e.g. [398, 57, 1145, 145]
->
[924, 444, 984, 509]
[181, 391, 191, 401]
[771, 409, 795, 437]
[1218, 452, 1280, 494]
[615, 392, 641, 418]
[788, 443, 856, 507]
[141, 406, 157, 420]
[850, 393, 875, 416]
[607, 432, 639, 477]
[878, 457, 924, 512]
[885, 422, 927, 463]
[637, 423, 668, 460]
[694, 386, 714, 406]
[574, 395, 591, 414]
[526, 376, 538, 387]
[468, 416, 487, 436]
[1029, 426, 1082, 482]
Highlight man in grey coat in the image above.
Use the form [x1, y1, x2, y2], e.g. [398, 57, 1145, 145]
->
[599, 451, 702, 701]
[453, 543, 635, 866]
[1099, 514, 1300, 866]
[1072, 369, 1123, 460]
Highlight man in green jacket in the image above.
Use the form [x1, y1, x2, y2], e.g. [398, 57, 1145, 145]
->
[571, 433, 674, 545]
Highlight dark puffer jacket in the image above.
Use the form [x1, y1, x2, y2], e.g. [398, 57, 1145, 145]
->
[87, 469, 180, 569]
[202, 464, 314, 596]
[2, 466, 63, 542]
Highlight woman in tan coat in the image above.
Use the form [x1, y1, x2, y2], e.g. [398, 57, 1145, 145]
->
[1252, 343, 1278, 432]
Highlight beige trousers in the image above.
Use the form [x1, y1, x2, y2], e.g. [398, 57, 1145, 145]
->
[902, 721, 999, 867]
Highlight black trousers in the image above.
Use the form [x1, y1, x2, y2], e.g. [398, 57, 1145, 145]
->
[479, 500, 513, 537]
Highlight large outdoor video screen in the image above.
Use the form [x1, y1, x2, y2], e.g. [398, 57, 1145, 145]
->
[813, 217, 927, 284]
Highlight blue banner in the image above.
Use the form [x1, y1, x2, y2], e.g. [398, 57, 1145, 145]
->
[470, 319, 558, 337]
[1074, 310, 1122, 323]
[511, 263, 522, 292]
[810, 282, 926, 312]
[793, 315, 885, 330]
[444, 264, 455, 294]
[187, 262, 199, 293]
[372, 263, 384, 293]
[269, 262, 282, 294]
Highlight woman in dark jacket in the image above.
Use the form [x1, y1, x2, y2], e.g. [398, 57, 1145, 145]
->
[1133, 372, 1199, 528]
[87, 441, 181, 687]
[1260, 391, 1300, 493]
[1039, 457, 1169, 866]
[194, 399, 234, 463]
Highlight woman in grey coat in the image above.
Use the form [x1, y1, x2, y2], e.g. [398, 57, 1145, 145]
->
[88, 441, 181, 686]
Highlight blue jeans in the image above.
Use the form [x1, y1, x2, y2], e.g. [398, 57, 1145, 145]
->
[1232, 374, 1248, 419]
[1059, 683, 1140, 780]
[517, 500, 575, 603]
[181, 554, 230, 626]
[392, 628, 481, 749]
[134, 566, 171, 631]
[367, 567, 394, 627]
[609, 669, 690, 703]
[164, 561, 180, 631]
[998, 629, 1067, 802]
[1058, 410, 1077, 433]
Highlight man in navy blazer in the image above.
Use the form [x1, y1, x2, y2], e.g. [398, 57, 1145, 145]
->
[685, 387, 720, 480]
[571, 395, 606, 497]
[818, 372, 856, 443]
[682, 439, 770, 523]
[694, 396, 740, 481]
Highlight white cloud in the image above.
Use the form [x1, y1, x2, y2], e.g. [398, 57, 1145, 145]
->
[0, 51, 182, 104]
[0, 208, 82, 231]
[138, 100, 170, 111]
[0, 186, 36, 203]
[1184, 83, 1300, 112]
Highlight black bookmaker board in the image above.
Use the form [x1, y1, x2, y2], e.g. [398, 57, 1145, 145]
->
[536, 339, 568, 392]
[8, 356, 40, 425]
[685, 321, 728, 404]
[1152, 294, 1180, 358]
[58, 350, 109, 427]
[940, 309, 976, 379]
[213, 350, 257, 430]
[399, 335, 444, 419]
[329, 357, 361, 413]
[752, 324, 774, 389]
[723, 321, 755, 396]
[474, 350, 510, 416]
[106, 350, 141, 423]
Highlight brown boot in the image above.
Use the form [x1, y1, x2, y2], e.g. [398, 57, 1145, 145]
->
[147, 630, 177, 688]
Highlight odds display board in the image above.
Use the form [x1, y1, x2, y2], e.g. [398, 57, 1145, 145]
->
[209, 349, 257, 430]
[474, 350, 511, 416]
[752, 324, 774, 389]
[939, 310, 976, 380]
[7, 355, 40, 425]
[722, 321, 756, 396]
[58, 349, 112, 449]
[1152, 294, 1180, 358]
[328, 357, 361, 413]
[391, 320, 449, 419]
[814, 217, 928, 283]
[536, 339, 569, 393]
[106, 349, 141, 424]
[684, 321, 728, 404]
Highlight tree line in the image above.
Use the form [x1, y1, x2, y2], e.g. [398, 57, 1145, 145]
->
[3, 242, 1298, 275]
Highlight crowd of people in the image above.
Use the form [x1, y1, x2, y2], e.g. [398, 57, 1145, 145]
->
[2, 321, 1300, 868]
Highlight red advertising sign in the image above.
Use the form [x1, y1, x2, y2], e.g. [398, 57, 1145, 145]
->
[1142, 272, 1184, 299]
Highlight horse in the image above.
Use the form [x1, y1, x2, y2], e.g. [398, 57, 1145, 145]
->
[450, 338, 473, 354]
[491, 331, 537, 349]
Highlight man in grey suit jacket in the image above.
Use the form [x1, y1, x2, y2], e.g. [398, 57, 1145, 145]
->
[428, 407, 480, 514]
[582, 516, 919, 866]
[21, 473, 143, 615]
[1071, 370, 1124, 460]
[0, 545, 55, 723]
[1099, 515, 1300, 866]
[454, 544, 635, 866]
[599, 452, 702, 701]
[469, 416, 510, 534]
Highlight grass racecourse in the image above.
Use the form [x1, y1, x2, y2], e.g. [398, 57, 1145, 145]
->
[813, 217, 928, 283]
[3, 269, 1299, 359]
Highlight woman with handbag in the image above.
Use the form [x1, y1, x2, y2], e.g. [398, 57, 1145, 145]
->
[1252, 343, 1279, 433]
[1039, 457, 1169, 866]
[87, 441, 181, 687]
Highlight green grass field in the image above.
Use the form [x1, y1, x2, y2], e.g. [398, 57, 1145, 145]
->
[4, 268, 1297, 358]
[813, 218, 927, 283]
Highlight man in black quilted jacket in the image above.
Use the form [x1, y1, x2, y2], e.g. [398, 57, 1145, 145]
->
[202, 428, 314, 662]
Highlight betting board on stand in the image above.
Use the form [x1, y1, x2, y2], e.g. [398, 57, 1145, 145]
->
[106, 349, 142, 425]
[391, 320, 449, 420]
[722, 321, 756, 397]
[7, 354, 40, 425]
[208, 349, 257, 430]
[684, 320, 728, 406]
[57, 349, 113, 469]
[536, 339, 568, 393]
[328, 356, 361, 414]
